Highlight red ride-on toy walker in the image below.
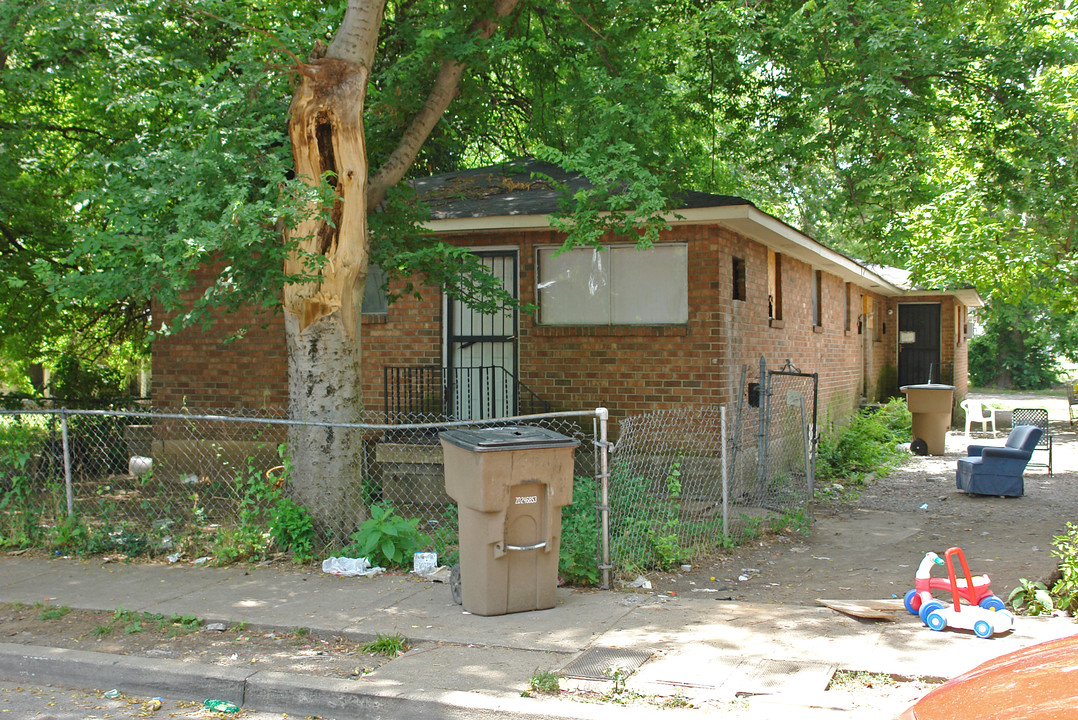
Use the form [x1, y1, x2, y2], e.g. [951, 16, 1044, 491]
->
[904, 546, 1013, 638]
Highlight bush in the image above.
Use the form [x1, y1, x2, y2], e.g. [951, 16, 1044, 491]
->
[342, 502, 430, 568]
[816, 399, 911, 484]
[1050, 522, 1078, 615]
[559, 476, 600, 585]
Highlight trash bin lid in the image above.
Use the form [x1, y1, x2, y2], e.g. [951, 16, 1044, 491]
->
[900, 384, 955, 391]
[439, 425, 581, 452]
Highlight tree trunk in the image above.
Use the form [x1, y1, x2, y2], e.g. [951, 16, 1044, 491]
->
[280, 0, 517, 539]
[283, 51, 372, 540]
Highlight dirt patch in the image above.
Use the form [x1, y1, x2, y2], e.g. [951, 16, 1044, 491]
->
[0, 601, 399, 681]
[645, 407, 1078, 607]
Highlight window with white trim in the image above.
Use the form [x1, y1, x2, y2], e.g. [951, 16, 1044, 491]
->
[362, 264, 388, 315]
[537, 244, 688, 325]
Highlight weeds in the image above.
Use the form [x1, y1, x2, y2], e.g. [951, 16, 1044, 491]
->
[609, 456, 691, 575]
[816, 399, 912, 486]
[343, 503, 429, 569]
[210, 444, 317, 565]
[109, 608, 204, 636]
[1049, 522, 1078, 614]
[1012, 521, 1078, 617]
[39, 604, 71, 621]
[559, 476, 600, 585]
[1008, 579, 1054, 616]
[528, 669, 561, 695]
[362, 633, 409, 657]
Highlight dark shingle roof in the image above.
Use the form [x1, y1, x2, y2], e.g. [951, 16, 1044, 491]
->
[411, 158, 752, 220]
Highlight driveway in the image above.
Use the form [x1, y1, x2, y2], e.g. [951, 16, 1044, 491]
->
[650, 391, 1077, 606]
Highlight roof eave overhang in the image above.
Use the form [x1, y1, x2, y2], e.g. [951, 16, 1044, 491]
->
[897, 288, 985, 308]
[422, 204, 907, 295]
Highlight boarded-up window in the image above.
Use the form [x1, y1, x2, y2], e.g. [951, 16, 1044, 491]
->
[537, 245, 688, 325]
[812, 270, 823, 327]
[767, 250, 783, 321]
[733, 257, 747, 301]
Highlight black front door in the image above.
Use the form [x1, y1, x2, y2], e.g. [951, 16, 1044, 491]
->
[898, 304, 942, 386]
[445, 250, 519, 420]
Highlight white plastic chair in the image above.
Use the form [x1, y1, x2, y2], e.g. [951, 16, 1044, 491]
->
[960, 399, 996, 437]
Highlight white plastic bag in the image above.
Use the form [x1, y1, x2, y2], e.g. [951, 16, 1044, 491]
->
[321, 556, 385, 577]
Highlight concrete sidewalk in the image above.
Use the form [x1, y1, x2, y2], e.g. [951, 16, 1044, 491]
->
[0, 557, 1075, 719]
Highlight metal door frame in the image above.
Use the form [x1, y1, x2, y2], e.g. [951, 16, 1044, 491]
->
[443, 248, 520, 419]
[898, 302, 943, 385]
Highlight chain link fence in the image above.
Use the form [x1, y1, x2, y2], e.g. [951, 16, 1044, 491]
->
[0, 405, 602, 569]
[609, 358, 817, 576]
[2, 359, 815, 583]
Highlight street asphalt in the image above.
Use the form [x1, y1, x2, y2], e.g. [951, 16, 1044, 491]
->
[0, 555, 1075, 719]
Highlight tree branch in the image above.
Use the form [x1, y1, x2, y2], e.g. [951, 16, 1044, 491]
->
[173, 0, 304, 68]
[366, 0, 521, 209]
[327, 0, 388, 68]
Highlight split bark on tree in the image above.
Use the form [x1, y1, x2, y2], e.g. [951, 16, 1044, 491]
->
[282, 0, 519, 538]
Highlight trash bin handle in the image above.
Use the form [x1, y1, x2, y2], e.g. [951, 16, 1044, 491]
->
[505, 542, 547, 552]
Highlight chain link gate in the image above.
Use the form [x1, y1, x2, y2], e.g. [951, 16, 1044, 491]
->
[608, 357, 817, 579]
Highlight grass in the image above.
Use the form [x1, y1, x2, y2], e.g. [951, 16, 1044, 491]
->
[528, 669, 561, 695]
[362, 633, 409, 657]
[39, 604, 71, 621]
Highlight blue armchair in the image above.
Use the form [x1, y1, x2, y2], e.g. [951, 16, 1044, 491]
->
[956, 425, 1043, 497]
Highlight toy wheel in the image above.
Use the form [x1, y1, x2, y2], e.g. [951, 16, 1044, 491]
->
[919, 599, 945, 625]
[904, 589, 921, 615]
[973, 619, 993, 639]
[979, 595, 1006, 612]
[926, 610, 947, 632]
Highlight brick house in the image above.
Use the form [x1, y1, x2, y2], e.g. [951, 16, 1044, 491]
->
[152, 160, 981, 430]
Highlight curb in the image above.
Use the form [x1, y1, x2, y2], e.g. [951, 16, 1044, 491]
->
[0, 643, 688, 720]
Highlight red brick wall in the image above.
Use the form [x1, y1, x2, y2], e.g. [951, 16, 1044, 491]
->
[359, 223, 886, 427]
[151, 263, 289, 412]
[152, 227, 972, 428]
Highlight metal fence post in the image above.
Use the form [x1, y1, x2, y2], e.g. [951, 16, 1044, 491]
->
[721, 404, 728, 538]
[756, 356, 769, 495]
[60, 408, 74, 518]
[595, 407, 611, 590]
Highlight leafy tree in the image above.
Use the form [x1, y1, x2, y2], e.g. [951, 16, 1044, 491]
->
[7, 0, 1078, 526]
[4, 0, 708, 533]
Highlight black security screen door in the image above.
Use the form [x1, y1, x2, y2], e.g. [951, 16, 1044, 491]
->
[898, 304, 942, 386]
[445, 250, 519, 420]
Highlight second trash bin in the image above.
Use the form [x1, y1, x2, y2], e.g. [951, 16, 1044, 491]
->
[440, 425, 579, 616]
[901, 383, 955, 456]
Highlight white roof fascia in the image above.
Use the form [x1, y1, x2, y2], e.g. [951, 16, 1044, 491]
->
[897, 288, 985, 308]
[423, 214, 553, 233]
[423, 205, 906, 295]
[683, 205, 905, 295]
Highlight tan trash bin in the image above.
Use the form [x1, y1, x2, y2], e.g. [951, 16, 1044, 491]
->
[440, 426, 579, 616]
[900, 384, 955, 456]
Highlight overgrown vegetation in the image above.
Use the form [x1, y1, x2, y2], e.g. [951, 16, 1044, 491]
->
[361, 632, 409, 657]
[0, 427, 317, 564]
[608, 456, 697, 576]
[208, 445, 316, 564]
[559, 476, 601, 585]
[1010, 522, 1078, 618]
[816, 398, 912, 487]
[342, 503, 430, 569]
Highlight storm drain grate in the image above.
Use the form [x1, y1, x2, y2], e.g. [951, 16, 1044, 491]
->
[738, 659, 836, 695]
[561, 647, 653, 681]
